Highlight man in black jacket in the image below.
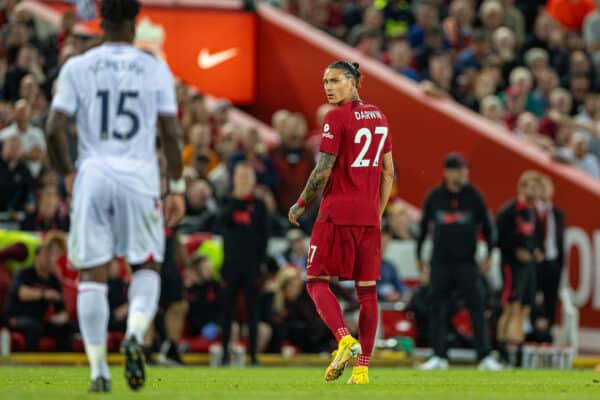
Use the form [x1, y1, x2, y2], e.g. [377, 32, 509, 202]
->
[417, 153, 501, 371]
[535, 175, 565, 328]
[496, 171, 545, 348]
[219, 163, 269, 365]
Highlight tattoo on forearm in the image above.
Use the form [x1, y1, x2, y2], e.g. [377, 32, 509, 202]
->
[300, 152, 336, 204]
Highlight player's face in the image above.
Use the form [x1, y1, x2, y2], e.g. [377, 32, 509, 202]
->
[323, 68, 355, 106]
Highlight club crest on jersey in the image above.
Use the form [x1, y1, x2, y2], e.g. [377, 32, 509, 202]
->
[354, 111, 382, 120]
[324, 123, 330, 132]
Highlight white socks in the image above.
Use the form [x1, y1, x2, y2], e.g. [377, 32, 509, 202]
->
[77, 282, 110, 380]
[125, 269, 161, 343]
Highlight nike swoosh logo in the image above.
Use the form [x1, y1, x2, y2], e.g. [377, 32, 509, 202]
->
[197, 48, 238, 69]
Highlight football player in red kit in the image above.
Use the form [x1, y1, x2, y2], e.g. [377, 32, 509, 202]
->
[288, 61, 394, 384]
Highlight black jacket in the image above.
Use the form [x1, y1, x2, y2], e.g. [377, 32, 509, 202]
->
[538, 206, 565, 267]
[496, 199, 544, 267]
[218, 195, 269, 279]
[417, 183, 496, 264]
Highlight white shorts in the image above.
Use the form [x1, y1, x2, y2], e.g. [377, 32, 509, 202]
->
[68, 165, 164, 269]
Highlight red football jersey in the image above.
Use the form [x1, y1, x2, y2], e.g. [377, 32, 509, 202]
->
[318, 100, 392, 226]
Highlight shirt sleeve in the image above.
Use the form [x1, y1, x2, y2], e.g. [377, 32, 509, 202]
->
[51, 60, 78, 115]
[157, 61, 178, 116]
[319, 110, 343, 156]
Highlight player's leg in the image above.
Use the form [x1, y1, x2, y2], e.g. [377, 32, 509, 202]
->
[115, 190, 164, 390]
[69, 170, 114, 392]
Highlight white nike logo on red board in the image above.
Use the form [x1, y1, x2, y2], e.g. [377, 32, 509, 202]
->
[197, 48, 238, 69]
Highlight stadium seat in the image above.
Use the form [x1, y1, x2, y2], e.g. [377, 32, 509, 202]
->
[380, 310, 417, 340]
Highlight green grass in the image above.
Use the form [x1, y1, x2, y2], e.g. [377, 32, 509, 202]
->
[0, 366, 599, 399]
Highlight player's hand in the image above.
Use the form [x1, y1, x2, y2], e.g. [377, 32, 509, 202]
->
[479, 257, 492, 275]
[164, 193, 186, 228]
[65, 172, 76, 195]
[288, 203, 305, 227]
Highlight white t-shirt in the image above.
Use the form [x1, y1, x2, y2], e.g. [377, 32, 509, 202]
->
[51, 43, 177, 196]
[0, 122, 46, 177]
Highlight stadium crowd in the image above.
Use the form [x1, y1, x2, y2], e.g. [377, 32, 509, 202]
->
[0, 0, 571, 367]
[274, 0, 600, 179]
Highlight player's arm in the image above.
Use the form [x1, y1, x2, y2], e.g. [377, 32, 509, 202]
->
[379, 151, 394, 217]
[288, 151, 336, 227]
[158, 114, 185, 228]
[46, 110, 74, 176]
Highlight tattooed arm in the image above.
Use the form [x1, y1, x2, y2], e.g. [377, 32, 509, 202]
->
[288, 152, 336, 226]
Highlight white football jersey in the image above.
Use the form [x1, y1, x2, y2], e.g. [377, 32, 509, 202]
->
[51, 43, 177, 196]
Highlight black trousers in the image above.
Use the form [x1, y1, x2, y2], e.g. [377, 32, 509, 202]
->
[9, 317, 71, 351]
[429, 261, 490, 360]
[536, 259, 562, 326]
[220, 273, 260, 360]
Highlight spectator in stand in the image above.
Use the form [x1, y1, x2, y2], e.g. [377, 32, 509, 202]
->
[443, 0, 475, 52]
[480, 95, 506, 125]
[271, 266, 332, 353]
[180, 179, 218, 234]
[270, 112, 315, 216]
[386, 202, 417, 241]
[208, 122, 238, 200]
[21, 185, 69, 232]
[421, 51, 455, 99]
[414, 26, 450, 72]
[569, 73, 592, 114]
[502, 85, 527, 131]
[182, 93, 210, 134]
[2, 44, 43, 102]
[0, 99, 46, 178]
[0, 132, 34, 214]
[506, 67, 545, 117]
[387, 38, 421, 81]
[583, 0, 600, 71]
[378, 226, 410, 303]
[573, 90, 600, 158]
[524, 48, 551, 88]
[307, 104, 333, 158]
[107, 260, 128, 334]
[218, 163, 269, 365]
[55, 11, 76, 51]
[535, 175, 565, 329]
[454, 30, 492, 76]
[493, 27, 520, 83]
[556, 132, 600, 178]
[184, 255, 221, 339]
[355, 29, 383, 59]
[0, 101, 13, 129]
[534, 68, 560, 112]
[276, 228, 308, 273]
[182, 123, 219, 172]
[501, 0, 525, 45]
[4, 235, 71, 351]
[480, 0, 504, 37]
[408, 0, 439, 50]
[515, 112, 555, 152]
[228, 126, 278, 191]
[347, 5, 384, 47]
[210, 100, 232, 137]
[539, 87, 573, 143]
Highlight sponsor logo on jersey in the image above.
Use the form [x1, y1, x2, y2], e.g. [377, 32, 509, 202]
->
[322, 132, 334, 139]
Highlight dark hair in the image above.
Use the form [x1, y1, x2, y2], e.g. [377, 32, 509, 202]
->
[100, 0, 140, 24]
[328, 61, 363, 86]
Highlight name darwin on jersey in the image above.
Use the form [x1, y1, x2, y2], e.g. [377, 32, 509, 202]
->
[354, 110, 382, 120]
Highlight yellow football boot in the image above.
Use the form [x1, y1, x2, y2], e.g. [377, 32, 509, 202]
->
[324, 335, 362, 382]
[347, 366, 369, 385]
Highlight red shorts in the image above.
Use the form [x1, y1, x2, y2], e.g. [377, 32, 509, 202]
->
[307, 218, 381, 281]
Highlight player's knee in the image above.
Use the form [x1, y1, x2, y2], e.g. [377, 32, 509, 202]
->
[131, 261, 160, 273]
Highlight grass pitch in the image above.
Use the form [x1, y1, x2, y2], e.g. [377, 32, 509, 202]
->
[0, 366, 599, 399]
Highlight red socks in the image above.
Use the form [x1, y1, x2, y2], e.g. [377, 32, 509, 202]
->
[356, 285, 378, 367]
[306, 279, 348, 342]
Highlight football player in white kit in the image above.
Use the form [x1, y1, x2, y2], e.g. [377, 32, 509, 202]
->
[45, 0, 185, 393]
